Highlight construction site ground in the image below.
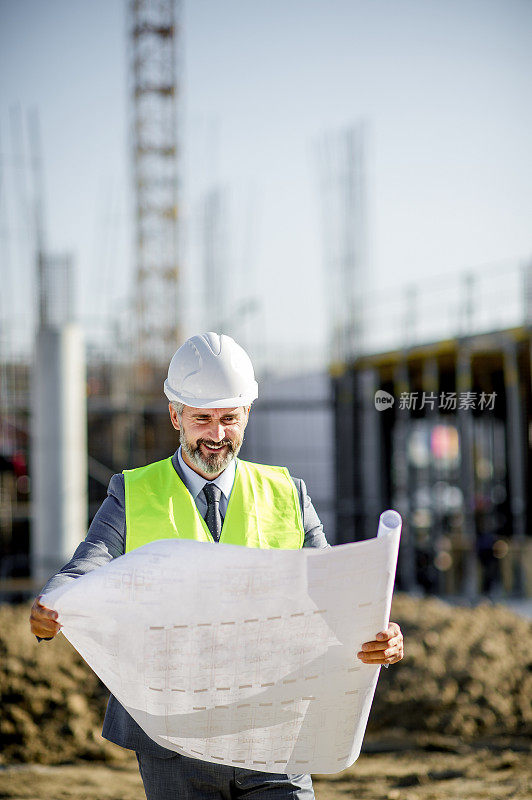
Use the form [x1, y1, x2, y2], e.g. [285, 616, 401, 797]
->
[1, 594, 531, 799]
[1, 737, 530, 800]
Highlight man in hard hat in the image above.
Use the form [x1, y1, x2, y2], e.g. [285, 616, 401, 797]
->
[30, 332, 403, 800]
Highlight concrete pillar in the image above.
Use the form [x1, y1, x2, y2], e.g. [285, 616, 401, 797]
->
[31, 324, 87, 584]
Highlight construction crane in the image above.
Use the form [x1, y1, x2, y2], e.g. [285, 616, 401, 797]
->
[129, 0, 181, 391]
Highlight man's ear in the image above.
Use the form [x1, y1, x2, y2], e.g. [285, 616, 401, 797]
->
[169, 403, 180, 431]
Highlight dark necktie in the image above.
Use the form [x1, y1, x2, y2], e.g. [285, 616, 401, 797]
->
[203, 483, 222, 542]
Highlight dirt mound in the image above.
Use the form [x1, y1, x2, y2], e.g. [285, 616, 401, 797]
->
[370, 594, 532, 739]
[1, 595, 531, 764]
[0, 604, 122, 765]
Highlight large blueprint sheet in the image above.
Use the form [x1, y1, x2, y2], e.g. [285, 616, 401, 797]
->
[44, 520, 400, 774]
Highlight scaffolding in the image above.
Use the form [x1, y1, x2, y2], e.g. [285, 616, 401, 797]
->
[318, 123, 367, 363]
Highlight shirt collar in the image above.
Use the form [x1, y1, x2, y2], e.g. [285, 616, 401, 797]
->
[177, 446, 237, 500]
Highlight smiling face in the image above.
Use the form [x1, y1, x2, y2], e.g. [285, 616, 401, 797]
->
[169, 404, 250, 479]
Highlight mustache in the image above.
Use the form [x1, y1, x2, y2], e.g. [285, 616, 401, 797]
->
[197, 439, 234, 452]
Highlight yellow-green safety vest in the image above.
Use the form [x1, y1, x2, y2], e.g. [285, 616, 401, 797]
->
[123, 457, 305, 553]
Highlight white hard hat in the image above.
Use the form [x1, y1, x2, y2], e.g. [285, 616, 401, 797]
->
[164, 332, 259, 408]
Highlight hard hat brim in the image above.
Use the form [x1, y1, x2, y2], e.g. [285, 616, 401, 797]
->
[164, 379, 258, 409]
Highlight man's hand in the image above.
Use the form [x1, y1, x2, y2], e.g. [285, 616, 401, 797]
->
[29, 595, 61, 639]
[357, 621, 403, 666]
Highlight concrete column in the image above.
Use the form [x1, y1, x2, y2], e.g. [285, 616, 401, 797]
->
[31, 324, 87, 584]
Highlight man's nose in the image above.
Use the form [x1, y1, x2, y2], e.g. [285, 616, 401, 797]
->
[208, 422, 226, 442]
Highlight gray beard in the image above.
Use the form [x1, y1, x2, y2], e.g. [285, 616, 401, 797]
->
[181, 434, 243, 476]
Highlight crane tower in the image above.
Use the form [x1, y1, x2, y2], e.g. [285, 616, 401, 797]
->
[129, 0, 181, 387]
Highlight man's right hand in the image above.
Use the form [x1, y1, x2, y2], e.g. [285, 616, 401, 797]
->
[29, 596, 61, 639]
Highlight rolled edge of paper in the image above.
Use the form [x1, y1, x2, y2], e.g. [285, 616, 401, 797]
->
[377, 510, 402, 538]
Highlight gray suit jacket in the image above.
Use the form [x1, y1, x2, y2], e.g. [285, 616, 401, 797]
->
[40, 454, 328, 757]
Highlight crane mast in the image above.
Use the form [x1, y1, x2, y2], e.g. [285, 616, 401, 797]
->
[129, 0, 181, 391]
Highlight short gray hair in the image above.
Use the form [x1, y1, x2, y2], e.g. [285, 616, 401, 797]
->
[171, 401, 184, 419]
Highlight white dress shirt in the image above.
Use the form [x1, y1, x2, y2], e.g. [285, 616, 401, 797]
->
[177, 446, 236, 521]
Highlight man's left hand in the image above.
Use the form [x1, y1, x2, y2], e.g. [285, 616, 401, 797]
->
[357, 621, 403, 665]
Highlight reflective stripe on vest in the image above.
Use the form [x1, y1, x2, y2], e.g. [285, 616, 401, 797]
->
[123, 457, 305, 553]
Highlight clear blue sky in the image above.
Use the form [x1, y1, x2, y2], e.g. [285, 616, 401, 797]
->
[1, 0, 531, 361]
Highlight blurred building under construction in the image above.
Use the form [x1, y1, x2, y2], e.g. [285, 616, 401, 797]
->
[333, 264, 532, 599]
[1, 255, 530, 600]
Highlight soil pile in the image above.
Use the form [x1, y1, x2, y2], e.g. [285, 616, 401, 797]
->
[1, 595, 530, 764]
[0, 604, 118, 765]
[370, 594, 532, 739]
